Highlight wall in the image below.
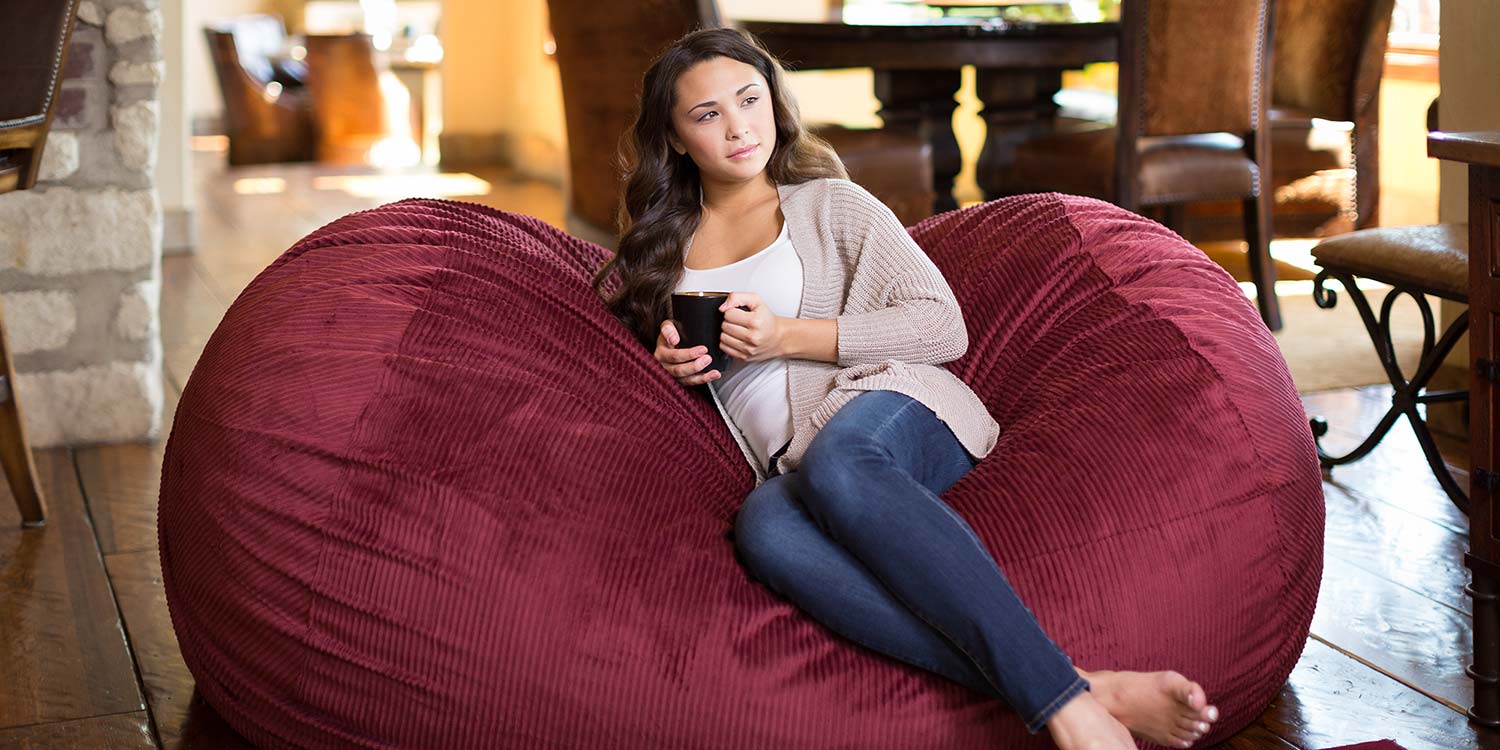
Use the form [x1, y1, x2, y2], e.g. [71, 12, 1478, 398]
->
[159, 0, 193, 253]
[1439, 0, 1500, 221]
[439, 0, 538, 169]
[0, 0, 167, 446]
[492, 0, 563, 178]
[1378, 74, 1440, 228]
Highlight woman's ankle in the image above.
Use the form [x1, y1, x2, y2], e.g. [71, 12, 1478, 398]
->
[1045, 690, 1134, 750]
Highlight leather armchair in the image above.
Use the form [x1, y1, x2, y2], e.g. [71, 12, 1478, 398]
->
[204, 15, 315, 166]
[1178, 0, 1395, 242]
[301, 33, 402, 165]
[0, 0, 81, 526]
[1, 0, 82, 190]
[1268, 0, 1395, 233]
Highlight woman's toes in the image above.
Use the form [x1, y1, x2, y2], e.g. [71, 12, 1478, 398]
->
[1163, 670, 1203, 706]
[1182, 681, 1206, 710]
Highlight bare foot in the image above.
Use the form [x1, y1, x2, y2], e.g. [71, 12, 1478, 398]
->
[1079, 668, 1220, 749]
[1044, 691, 1136, 750]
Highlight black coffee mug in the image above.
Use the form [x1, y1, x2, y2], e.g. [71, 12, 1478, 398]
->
[671, 291, 747, 376]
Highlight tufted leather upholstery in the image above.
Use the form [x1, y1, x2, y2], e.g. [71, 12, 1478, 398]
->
[0, 0, 83, 188]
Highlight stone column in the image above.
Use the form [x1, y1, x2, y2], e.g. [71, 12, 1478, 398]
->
[0, 0, 165, 446]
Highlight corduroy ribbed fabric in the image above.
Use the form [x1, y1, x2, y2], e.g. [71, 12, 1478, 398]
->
[159, 192, 1322, 750]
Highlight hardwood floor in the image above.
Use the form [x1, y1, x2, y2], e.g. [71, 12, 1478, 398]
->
[0, 145, 1495, 749]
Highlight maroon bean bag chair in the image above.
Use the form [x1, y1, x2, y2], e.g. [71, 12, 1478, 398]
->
[158, 193, 1322, 749]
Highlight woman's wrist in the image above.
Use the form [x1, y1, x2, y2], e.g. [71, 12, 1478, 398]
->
[777, 317, 838, 363]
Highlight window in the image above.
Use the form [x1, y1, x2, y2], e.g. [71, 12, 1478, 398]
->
[1390, 0, 1439, 51]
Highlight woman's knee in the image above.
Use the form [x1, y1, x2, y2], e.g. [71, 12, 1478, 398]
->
[732, 480, 801, 571]
[799, 428, 884, 522]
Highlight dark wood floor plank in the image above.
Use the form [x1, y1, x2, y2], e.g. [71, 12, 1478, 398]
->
[177, 204, 255, 307]
[0, 450, 145, 729]
[1302, 387, 1470, 535]
[1256, 638, 1499, 750]
[159, 256, 229, 395]
[75, 386, 179, 557]
[104, 550, 253, 750]
[1323, 481, 1470, 615]
[0, 711, 154, 749]
[1311, 555, 1472, 712]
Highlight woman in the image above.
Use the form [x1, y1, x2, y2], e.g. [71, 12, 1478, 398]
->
[591, 27, 1219, 750]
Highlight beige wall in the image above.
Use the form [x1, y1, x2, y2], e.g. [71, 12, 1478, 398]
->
[161, 0, 193, 251]
[1439, 0, 1500, 222]
[440, 0, 515, 138]
[1379, 76, 1441, 228]
[439, 0, 562, 178]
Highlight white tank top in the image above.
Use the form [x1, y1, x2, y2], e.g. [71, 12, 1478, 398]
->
[675, 219, 803, 472]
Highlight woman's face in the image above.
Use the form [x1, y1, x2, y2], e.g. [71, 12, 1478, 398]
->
[668, 56, 776, 185]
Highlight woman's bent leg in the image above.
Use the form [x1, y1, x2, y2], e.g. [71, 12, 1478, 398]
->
[795, 390, 1087, 734]
[734, 472, 999, 698]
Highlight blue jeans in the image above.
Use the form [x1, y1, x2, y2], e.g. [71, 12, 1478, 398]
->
[734, 390, 1088, 733]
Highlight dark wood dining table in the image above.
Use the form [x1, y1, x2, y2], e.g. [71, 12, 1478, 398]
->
[735, 4, 1120, 211]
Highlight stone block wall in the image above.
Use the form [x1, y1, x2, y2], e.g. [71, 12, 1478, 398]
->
[0, 0, 164, 447]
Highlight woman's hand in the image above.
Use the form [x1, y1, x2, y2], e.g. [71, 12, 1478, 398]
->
[655, 320, 721, 386]
[720, 292, 784, 363]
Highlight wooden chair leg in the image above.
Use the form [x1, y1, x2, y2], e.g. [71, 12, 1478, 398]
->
[1243, 192, 1282, 331]
[17, 146, 44, 191]
[0, 302, 46, 527]
[1161, 204, 1187, 234]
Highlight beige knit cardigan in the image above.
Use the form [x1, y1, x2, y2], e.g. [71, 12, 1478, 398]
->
[703, 177, 999, 487]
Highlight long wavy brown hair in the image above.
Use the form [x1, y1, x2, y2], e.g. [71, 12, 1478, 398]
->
[590, 27, 848, 351]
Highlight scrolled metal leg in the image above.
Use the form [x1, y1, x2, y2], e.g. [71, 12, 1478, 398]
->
[1307, 269, 1472, 512]
[1405, 401, 1471, 513]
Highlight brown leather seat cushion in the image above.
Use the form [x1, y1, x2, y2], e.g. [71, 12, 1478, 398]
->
[1010, 126, 1258, 205]
[812, 124, 936, 226]
[1269, 107, 1352, 174]
[1312, 224, 1469, 298]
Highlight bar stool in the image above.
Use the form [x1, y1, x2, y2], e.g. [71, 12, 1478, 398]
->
[1307, 223, 1471, 512]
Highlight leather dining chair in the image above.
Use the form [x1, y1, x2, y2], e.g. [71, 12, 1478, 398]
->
[204, 16, 315, 166]
[1004, 0, 1282, 331]
[546, 0, 936, 248]
[301, 33, 403, 165]
[1185, 0, 1396, 242]
[0, 0, 83, 526]
[1266, 0, 1395, 234]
